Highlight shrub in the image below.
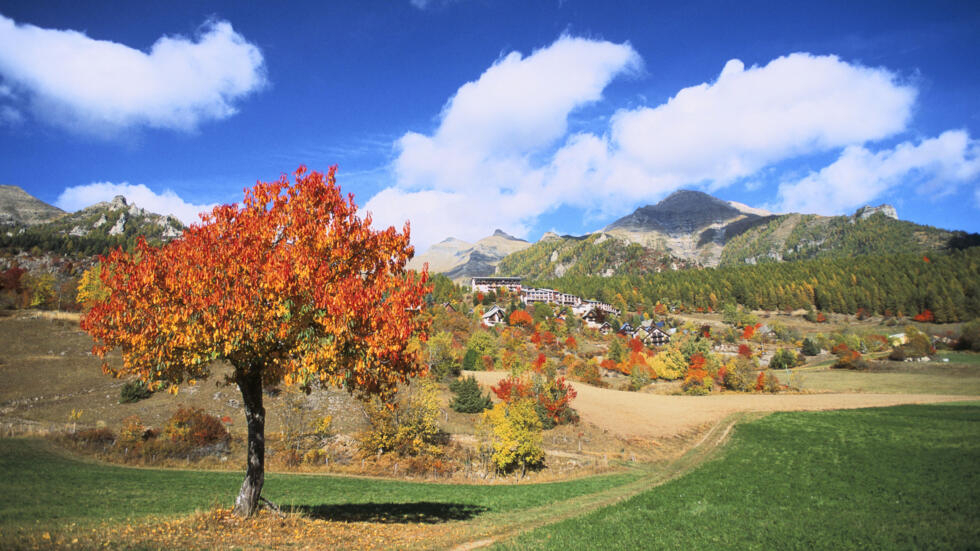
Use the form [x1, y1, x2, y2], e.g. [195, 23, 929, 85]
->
[568, 358, 604, 387]
[118, 415, 147, 445]
[449, 375, 493, 413]
[427, 331, 460, 380]
[119, 379, 152, 403]
[163, 407, 230, 448]
[956, 319, 980, 351]
[763, 372, 782, 393]
[723, 357, 757, 391]
[682, 368, 712, 395]
[801, 337, 821, 356]
[888, 346, 907, 361]
[359, 379, 444, 457]
[311, 415, 333, 438]
[491, 373, 578, 428]
[768, 348, 798, 371]
[462, 348, 480, 371]
[479, 399, 544, 477]
[68, 427, 116, 447]
[830, 344, 869, 370]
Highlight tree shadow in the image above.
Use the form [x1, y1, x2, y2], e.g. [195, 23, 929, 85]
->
[294, 502, 487, 524]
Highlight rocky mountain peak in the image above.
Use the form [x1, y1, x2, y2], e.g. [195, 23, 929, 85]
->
[854, 204, 898, 221]
[109, 195, 128, 208]
[605, 189, 746, 235]
[491, 229, 522, 240]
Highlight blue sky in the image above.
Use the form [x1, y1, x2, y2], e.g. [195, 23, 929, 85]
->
[0, 0, 978, 251]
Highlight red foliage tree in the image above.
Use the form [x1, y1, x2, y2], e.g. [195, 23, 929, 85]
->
[754, 371, 766, 391]
[738, 344, 754, 358]
[627, 337, 644, 354]
[913, 309, 935, 322]
[540, 331, 557, 349]
[82, 166, 430, 517]
[509, 309, 533, 328]
[533, 353, 547, 372]
[741, 323, 760, 339]
[564, 335, 578, 350]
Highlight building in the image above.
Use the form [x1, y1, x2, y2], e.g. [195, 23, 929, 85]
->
[471, 276, 522, 294]
[481, 305, 506, 327]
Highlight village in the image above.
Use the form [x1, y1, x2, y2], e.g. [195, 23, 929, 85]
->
[470, 276, 672, 347]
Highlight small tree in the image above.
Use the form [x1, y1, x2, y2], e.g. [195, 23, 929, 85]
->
[449, 375, 493, 413]
[801, 337, 821, 356]
[768, 348, 798, 371]
[480, 399, 544, 477]
[82, 166, 430, 517]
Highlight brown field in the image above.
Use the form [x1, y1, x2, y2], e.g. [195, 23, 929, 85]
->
[468, 370, 974, 440]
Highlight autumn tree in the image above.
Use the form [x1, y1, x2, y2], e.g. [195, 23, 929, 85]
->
[82, 166, 430, 517]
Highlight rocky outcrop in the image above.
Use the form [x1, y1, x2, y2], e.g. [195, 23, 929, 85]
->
[854, 204, 898, 220]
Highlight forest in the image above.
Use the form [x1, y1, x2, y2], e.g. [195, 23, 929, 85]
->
[533, 247, 980, 322]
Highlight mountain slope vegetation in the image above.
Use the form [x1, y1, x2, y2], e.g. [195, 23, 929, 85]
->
[534, 247, 980, 322]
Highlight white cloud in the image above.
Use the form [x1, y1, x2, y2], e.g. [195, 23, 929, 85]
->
[598, 53, 916, 195]
[55, 182, 217, 226]
[366, 35, 641, 249]
[0, 15, 266, 134]
[776, 130, 980, 214]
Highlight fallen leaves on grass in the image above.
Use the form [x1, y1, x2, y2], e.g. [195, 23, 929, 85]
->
[7, 507, 466, 550]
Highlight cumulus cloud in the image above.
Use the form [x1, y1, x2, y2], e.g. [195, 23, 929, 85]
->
[366, 35, 641, 249]
[601, 54, 916, 193]
[776, 130, 980, 214]
[55, 182, 217, 226]
[0, 15, 266, 134]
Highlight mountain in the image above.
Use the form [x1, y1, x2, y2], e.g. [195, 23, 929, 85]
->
[1, 189, 186, 256]
[0, 185, 65, 226]
[483, 193, 976, 283]
[603, 190, 774, 266]
[408, 229, 531, 283]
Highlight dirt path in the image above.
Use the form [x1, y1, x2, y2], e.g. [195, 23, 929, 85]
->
[467, 371, 972, 440]
[444, 412, 747, 551]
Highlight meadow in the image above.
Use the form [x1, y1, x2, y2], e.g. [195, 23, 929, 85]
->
[498, 403, 980, 550]
[1, 403, 977, 549]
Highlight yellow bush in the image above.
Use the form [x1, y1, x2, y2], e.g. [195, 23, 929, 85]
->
[479, 399, 544, 476]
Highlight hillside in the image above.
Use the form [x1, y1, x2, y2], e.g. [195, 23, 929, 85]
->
[0, 185, 65, 226]
[408, 229, 530, 282]
[718, 210, 970, 265]
[1, 191, 186, 256]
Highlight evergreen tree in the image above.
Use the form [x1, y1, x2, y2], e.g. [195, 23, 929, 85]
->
[449, 375, 493, 413]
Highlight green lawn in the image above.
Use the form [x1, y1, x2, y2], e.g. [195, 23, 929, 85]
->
[497, 404, 980, 550]
[0, 439, 637, 530]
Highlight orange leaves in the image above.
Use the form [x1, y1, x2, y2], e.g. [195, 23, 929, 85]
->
[82, 166, 431, 399]
[508, 309, 533, 328]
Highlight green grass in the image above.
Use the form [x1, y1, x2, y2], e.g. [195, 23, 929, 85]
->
[497, 404, 980, 550]
[0, 439, 638, 530]
[938, 350, 980, 365]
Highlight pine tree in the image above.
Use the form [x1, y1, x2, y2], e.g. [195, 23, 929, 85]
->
[449, 375, 493, 413]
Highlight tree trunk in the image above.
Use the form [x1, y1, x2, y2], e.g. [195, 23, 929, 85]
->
[233, 366, 265, 517]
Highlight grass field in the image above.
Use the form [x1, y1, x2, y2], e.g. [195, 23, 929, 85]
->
[788, 351, 980, 395]
[497, 403, 980, 550]
[0, 438, 639, 531]
[2, 404, 977, 549]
